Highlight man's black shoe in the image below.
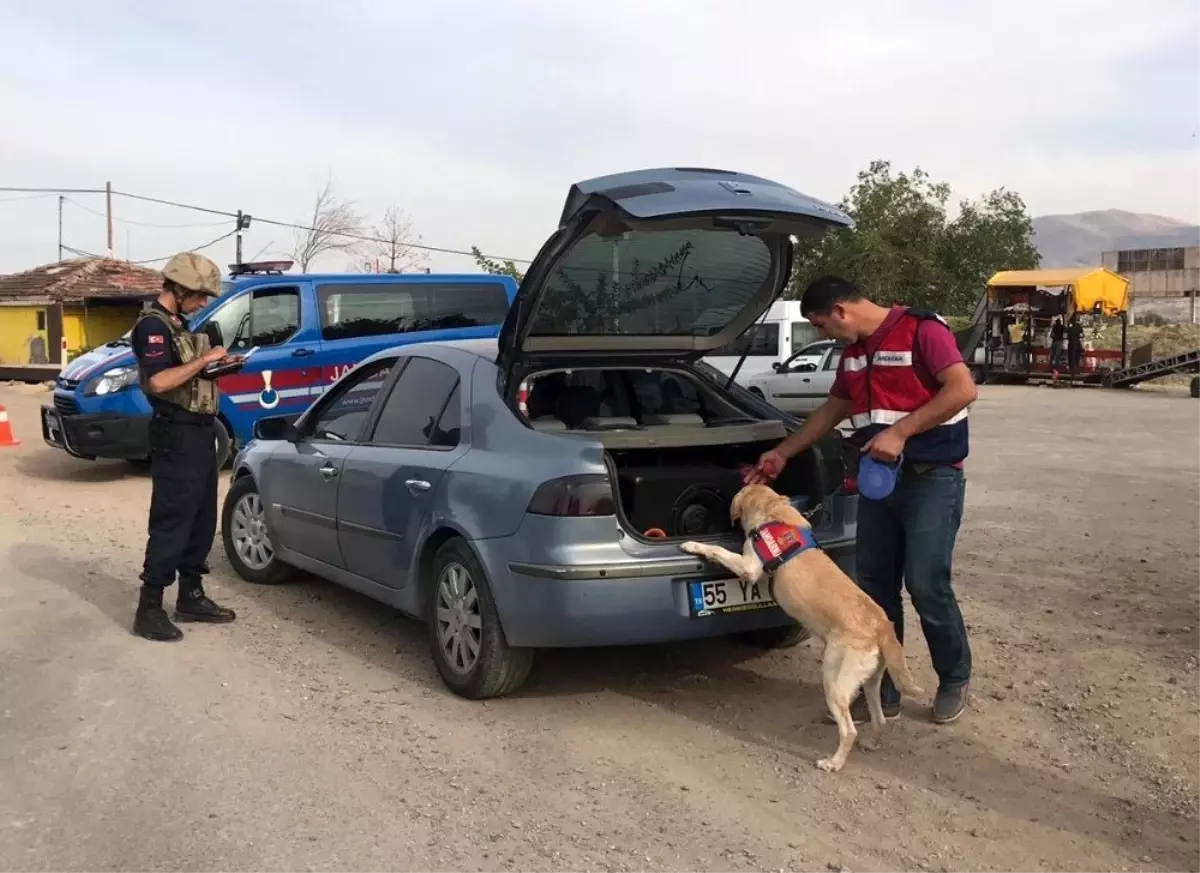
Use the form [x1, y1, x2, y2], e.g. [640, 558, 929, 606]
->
[133, 585, 183, 642]
[823, 694, 901, 725]
[933, 682, 969, 724]
[175, 581, 236, 623]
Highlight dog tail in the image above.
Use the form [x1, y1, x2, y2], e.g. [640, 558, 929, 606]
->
[877, 626, 924, 697]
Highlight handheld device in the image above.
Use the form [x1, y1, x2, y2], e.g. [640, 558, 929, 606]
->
[202, 346, 259, 379]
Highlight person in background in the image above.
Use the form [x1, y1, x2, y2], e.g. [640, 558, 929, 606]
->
[1050, 317, 1066, 372]
[745, 275, 977, 725]
[1067, 314, 1085, 377]
[1006, 317, 1026, 371]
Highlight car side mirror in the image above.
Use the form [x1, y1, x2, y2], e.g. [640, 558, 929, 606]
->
[772, 361, 785, 372]
[254, 415, 298, 442]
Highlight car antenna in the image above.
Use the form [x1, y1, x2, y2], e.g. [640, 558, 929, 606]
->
[724, 304, 774, 391]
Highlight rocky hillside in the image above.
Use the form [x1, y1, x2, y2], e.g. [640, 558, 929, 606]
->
[1032, 210, 1199, 268]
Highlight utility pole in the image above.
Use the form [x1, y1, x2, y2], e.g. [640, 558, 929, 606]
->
[57, 195, 64, 262]
[105, 180, 114, 258]
[235, 210, 251, 266]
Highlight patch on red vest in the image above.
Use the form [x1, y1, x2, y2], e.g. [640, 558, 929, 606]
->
[749, 521, 819, 572]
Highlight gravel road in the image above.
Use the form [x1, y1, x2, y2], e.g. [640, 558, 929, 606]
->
[0, 382, 1196, 872]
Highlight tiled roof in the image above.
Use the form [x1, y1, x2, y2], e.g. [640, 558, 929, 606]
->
[0, 258, 163, 302]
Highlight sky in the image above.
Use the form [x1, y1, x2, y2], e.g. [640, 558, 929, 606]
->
[1, 0, 1198, 275]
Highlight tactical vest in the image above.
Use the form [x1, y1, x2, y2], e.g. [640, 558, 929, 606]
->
[136, 308, 219, 416]
[840, 308, 969, 464]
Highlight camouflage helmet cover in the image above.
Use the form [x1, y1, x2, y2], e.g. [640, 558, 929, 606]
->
[162, 252, 222, 297]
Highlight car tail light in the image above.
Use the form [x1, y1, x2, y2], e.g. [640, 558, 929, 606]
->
[527, 475, 616, 517]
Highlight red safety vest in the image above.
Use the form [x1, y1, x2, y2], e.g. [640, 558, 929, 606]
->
[840, 309, 969, 464]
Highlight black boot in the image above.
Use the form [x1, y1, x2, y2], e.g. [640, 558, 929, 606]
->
[133, 585, 183, 642]
[175, 578, 236, 623]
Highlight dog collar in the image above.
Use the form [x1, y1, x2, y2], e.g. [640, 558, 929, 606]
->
[749, 521, 820, 573]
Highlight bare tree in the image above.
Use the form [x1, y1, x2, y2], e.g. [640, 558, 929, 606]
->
[360, 205, 429, 274]
[290, 176, 365, 271]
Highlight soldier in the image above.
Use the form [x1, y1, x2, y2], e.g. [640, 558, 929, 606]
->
[130, 252, 238, 641]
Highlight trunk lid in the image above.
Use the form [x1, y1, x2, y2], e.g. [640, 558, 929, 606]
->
[496, 167, 852, 380]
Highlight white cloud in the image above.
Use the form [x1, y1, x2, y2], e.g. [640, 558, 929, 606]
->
[1, 0, 1196, 275]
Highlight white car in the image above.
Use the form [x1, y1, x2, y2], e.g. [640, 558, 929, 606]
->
[743, 339, 843, 415]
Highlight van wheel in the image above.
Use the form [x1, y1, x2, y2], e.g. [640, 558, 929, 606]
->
[214, 418, 232, 469]
[425, 538, 534, 700]
[739, 623, 812, 649]
[221, 475, 291, 584]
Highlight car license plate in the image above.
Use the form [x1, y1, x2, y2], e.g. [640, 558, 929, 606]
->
[688, 578, 774, 617]
[42, 407, 63, 447]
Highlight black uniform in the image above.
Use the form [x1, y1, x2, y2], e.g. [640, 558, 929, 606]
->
[130, 303, 233, 639]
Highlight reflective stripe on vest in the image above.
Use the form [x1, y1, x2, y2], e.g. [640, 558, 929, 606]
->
[841, 309, 968, 463]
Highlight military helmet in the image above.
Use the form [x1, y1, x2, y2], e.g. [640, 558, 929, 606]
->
[162, 252, 222, 297]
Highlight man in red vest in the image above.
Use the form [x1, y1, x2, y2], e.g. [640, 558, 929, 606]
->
[747, 275, 978, 724]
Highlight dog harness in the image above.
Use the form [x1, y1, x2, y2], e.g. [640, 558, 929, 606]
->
[749, 521, 820, 573]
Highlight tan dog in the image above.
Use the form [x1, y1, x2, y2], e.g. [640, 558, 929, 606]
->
[681, 483, 923, 772]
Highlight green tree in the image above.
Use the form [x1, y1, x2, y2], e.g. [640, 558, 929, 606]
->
[789, 160, 1039, 316]
[471, 246, 525, 282]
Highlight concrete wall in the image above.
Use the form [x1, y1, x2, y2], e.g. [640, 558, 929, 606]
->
[0, 305, 50, 365]
[63, 305, 140, 354]
[1101, 245, 1199, 324]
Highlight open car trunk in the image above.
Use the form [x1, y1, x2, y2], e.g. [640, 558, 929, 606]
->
[522, 365, 828, 541]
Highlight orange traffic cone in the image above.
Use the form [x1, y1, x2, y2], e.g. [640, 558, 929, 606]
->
[0, 404, 20, 447]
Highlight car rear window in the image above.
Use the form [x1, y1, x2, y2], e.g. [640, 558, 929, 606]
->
[318, 281, 510, 341]
[528, 228, 772, 338]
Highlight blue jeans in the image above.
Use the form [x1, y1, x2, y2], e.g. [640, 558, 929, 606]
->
[855, 464, 971, 704]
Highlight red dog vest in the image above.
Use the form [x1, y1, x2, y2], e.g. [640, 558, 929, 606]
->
[749, 521, 820, 573]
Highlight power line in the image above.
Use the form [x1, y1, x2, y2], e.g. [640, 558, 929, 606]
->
[63, 197, 227, 229]
[3, 184, 533, 265]
[0, 186, 107, 195]
[109, 188, 535, 264]
[0, 192, 60, 204]
[125, 229, 240, 265]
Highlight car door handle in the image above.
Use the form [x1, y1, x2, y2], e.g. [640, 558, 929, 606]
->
[292, 348, 315, 358]
[405, 479, 431, 493]
[319, 462, 339, 480]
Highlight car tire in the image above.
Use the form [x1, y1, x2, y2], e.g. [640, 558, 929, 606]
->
[214, 418, 233, 469]
[1191, 377, 1199, 399]
[739, 622, 812, 649]
[425, 538, 534, 700]
[221, 475, 291, 585]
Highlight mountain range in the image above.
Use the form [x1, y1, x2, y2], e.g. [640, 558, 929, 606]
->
[1032, 210, 1199, 268]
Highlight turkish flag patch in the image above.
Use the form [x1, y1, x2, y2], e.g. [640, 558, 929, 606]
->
[148, 335, 164, 344]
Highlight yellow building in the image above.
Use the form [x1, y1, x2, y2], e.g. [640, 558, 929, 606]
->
[0, 258, 162, 379]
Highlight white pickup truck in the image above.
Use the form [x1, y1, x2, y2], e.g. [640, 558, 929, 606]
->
[742, 339, 843, 415]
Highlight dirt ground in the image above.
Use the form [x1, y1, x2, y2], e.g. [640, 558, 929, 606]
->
[0, 382, 1197, 873]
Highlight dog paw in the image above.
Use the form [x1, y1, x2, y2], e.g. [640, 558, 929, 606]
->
[815, 757, 843, 772]
[679, 541, 704, 556]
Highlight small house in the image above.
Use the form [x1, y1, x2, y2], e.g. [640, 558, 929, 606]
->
[0, 258, 162, 379]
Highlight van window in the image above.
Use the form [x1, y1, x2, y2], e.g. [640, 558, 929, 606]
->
[251, 288, 301, 347]
[317, 281, 510, 341]
[791, 321, 821, 350]
[203, 286, 301, 351]
[710, 321, 779, 357]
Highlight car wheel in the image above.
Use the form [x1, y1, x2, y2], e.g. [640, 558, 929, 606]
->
[739, 623, 812, 649]
[214, 418, 232, 469]
[221, 475, 291, 584]
[1191, 377, 1199, 399]
[425, 538, 534, 700]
